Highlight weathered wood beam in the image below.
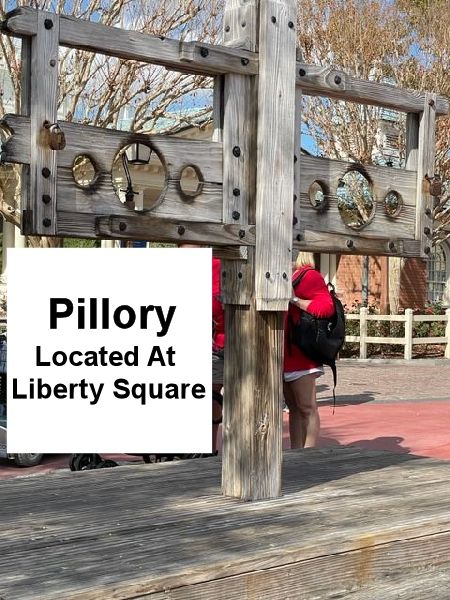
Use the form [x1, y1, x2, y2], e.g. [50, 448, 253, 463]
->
[3, 7, 258, 77]
[296, 62, 449, 116]
[95, 215, 254, 246]
[294, 229, 422, 257]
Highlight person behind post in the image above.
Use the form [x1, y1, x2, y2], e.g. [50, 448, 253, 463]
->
[283, 251, 334, 448]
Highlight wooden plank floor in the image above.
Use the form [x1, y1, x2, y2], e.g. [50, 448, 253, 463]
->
[1, 447, 450, 600]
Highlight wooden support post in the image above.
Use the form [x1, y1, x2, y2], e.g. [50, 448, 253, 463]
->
[404, 308, 413, 360]
[24, 10, 59, 236]
[359, 306, 368, 360]
[445, 309, 450, 359]
[221, 0, 296, 500]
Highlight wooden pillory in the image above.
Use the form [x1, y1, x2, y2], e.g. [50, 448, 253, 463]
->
[1, 1, 447, 500]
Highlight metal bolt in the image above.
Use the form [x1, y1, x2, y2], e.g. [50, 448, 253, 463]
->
[334, 75, 342, 85]
[44, 19, 53, 29]
[49, 59, 56, 67]
[424, 226, 431, 235]
[425, 208, 432, 216]
[241, 21, 246, 27]
[388, 241, 396, 251]
[424, 246, 431, 254]
[288, 21, 294, 29]
[265, 271, 271, 278]
[119, 222, 127, 232]
[239, 229, 245, 239]
[232, 146, 241, 157]
[200, 47, 209, 58]
[429, 98, 435, 107]
[238, 272, 243, 279]
[42, 194, 51, 204]
[299, 68, 306, 77]
[271, 16, 277, 23]
[293, 216, 298, 225]
[225, 25, 230, 32]
[296, 234, 302, 241]
[177, 225, 185, 235]
[241, 57, 249, 66]
[233, 188, 240, 197]
[41, 167, 51, 178]
[283, 272, 288, 279]
[346, 239, 354, 249]
[232, 210, 240, 220]
[42, 218, 51, 227]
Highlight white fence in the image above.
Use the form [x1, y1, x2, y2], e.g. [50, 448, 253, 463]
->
[345, 307, 450, 360]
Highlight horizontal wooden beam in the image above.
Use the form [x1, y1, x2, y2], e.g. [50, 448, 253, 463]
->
[3, 8, 258, 77]
[95, 215, 255, 246]
[293, 229, 422, 257]
[296, 62, 449, 116]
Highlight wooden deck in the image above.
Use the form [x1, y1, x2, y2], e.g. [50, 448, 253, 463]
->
[1, 447, 450, 599]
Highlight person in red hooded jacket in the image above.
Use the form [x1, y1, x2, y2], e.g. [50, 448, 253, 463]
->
[212, 256, 224, 453]
[284, 252, 334, 449]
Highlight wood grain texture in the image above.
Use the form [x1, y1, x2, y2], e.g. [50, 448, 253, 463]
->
[414, 94, 436, 254]
[296, 62, 449, 116]
[1, 449, 450, 599]
[27, 11, 59, 236]
[255, 0, 297, 311]
[5, 7, 257, 77]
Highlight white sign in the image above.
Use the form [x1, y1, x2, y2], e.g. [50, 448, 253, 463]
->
[7, 248, 212, 453]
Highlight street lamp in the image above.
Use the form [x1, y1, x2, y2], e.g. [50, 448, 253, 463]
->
[121, 143, 152, 204]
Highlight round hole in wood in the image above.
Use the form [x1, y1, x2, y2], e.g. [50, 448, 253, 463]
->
[336, 169, 375, 230]
[384, 190, 403, 218]
[308, 180, 328, 211]
[111, 142, 166, 212]
[178, 164, 204, 200]
[72, 154, 98, 189]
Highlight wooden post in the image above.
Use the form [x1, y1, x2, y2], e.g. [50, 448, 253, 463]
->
[221, 0, 296, 500]
[404, 308, 413, 360]
[444, 309, 450, 359]
[359, 306, 368, 359]
[23, 10, 59, 236]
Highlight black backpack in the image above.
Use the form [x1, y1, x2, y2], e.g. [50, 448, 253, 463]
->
[288, 268, 346, 405]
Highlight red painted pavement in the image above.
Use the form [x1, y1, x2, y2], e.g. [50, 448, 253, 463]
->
[1, 363, 449, 479]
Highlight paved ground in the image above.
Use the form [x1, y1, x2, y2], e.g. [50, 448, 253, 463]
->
[1, 361, 449, 479]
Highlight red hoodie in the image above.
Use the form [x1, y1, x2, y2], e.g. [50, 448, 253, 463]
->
[284, 265, 335, 372]
[212, 257, 225, 351]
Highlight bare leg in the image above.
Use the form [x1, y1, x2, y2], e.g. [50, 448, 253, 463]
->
[284, 374, 320, 448]
[212, 383, 223, 453]
[283, 381, 303, 449]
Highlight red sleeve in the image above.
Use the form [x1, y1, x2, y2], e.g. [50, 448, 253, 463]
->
[293, 268, 334, 318]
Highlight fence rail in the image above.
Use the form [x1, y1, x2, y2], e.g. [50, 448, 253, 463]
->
[345, 307, 450, 360]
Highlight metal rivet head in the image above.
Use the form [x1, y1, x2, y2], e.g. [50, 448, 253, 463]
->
[49, 59, 56, 67]
[293, 216, 298, 225]
[388, 241, 396, 251]
[425, 208, 432, 216]
[424, 246, 431, 254]
[200, 47, 209, 58]
[288, 21, 294, 29]
[238, 272, 243, 279]
[283, 272, 288, 279]
[43, 218, 51, 227]
[429, 98, 435, 107]
[296, 234, 302, 241]
[41, 167, 51, 178]
[119, 222, 127, 232]
[241, 57, 249, 66]
[265, 272, 271, 278]
[271, 16, 277, 23]
[232, 210, 240, 220]
[241, 21, 246, 27]
[225, 25, 230, 32]
[44, 19, 53, 29]
[239, 229, 245, 239]
[424, 226, 431, 235]
[42, 194, 51, 204]
[346, 239, 354, 249]
[294, 155, 297, 163]
[232, 146, 241, 157]
[177, 225, 185, 235]
[299, 68, 306, 77]
[232, 188, 240, 197]
[334, 75, 342, 85]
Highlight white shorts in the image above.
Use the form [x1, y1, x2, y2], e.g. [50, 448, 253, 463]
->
[283, 367, 324, 382]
